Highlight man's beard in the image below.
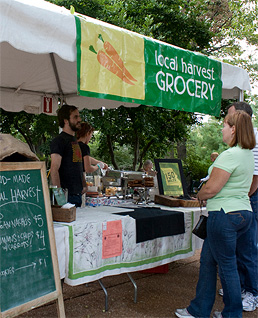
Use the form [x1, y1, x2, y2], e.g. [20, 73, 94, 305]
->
[69, 120, 81, 132]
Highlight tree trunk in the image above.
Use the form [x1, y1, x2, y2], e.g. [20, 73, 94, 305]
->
[166, 143, 175, 159]
[14, 121, 35, 153]
[106, 134, 118, 169]
[177, 138, 187, 160]
[138, 138, 155, 170]
[132, 133, 139, 171]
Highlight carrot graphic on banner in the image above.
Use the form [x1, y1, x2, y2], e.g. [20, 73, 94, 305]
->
[89, 34, 137, 85]
[98, 34, 137, 83]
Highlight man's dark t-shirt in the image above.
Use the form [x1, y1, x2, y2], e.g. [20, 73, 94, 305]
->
[50, 132, 84, 195]
[78, 141, 90, 172]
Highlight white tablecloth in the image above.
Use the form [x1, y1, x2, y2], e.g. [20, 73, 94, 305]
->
[54, 224, 69, 279]
[53, 205, 202, 285]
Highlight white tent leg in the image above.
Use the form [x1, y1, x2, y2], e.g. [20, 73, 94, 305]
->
[239, 90, 244, 101]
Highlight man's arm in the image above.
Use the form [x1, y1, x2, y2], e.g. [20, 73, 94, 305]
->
[89, 157, 108, 169]
[249, 175, 258, 196]
[82, 171, 87, 194]
[84, 155, 99, 173]
[50, 153, 62, 187]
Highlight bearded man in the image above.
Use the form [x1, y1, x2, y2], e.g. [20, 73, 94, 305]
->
[50, 104, 86, 207]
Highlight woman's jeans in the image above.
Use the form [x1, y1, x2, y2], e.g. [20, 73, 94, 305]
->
[237, 190, 258, 295]
[187, 209, 252, 318]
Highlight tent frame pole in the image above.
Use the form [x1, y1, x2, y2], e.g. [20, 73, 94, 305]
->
[239, 89, 244, 101]
[50, 53, 64, 102]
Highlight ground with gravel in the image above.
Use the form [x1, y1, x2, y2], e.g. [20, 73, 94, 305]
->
[18, 250, 256, 318]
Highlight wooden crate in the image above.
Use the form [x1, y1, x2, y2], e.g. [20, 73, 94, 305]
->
[154, 195, 180, 207]
[179, 199, 200, 207]
[51, 205, 76, 223]
[154, 195, 200, 207]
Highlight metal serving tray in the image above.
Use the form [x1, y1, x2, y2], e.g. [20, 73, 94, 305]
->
[104, 170, 123, 178]
[102, 176, 122, 186]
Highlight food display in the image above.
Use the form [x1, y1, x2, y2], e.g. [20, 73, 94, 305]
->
[127, 179, 144, 187]
[86, 175, 94, 187]
[85, 169, 155, 202]
[127, 175, 154, 188]
[105, 187, 118, 196]
[86, 192, 102, 197]
[102, 170, 122, 187]
[144, 176, 154, 187]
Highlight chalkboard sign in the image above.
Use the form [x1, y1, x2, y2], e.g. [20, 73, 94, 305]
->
[0, 162, 65, 318]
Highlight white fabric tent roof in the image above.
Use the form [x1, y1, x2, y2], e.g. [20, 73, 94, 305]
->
[0, 0, 251, 115]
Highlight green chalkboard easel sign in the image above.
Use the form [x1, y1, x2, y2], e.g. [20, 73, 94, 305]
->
[0, 162, 65, 318]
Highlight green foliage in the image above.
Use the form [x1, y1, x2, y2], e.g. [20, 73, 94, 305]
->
[111, 144, 134, 170]
[49, 0, 213, 51]
[186, 95, 258, 182]
[204, 0, 258, 89]
[100, 0, 213, 51]
[87, 131, 134, 169]
[185, 118, 228, 181]
[247, 94, 258, 127]
[0, 109, 59, 160]
[48, 0, 106, 19]
[80, 106, 196, 170]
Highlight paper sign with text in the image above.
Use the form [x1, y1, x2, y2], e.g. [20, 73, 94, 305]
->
[102, 220, 122, 259]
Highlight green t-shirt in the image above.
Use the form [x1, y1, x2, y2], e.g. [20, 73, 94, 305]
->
[206, 145, 254, 213]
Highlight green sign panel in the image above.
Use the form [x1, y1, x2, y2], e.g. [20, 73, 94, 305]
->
[0, 169, 55, 312]
[144, 38, 222, 115]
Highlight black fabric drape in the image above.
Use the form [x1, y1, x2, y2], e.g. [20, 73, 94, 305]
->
[116, 208, 185, 243]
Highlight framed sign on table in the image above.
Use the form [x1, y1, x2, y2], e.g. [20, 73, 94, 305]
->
[154, 159, 188, 197]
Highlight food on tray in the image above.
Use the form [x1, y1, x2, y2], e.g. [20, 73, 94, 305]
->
[144, 176, 154, 187]
[128, 180, 144, 187]
[128, 177, 154, 187]
[105, 187, 117, 196]
[86, 191, 103, 197]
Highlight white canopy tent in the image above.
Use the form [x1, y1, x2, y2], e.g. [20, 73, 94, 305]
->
[0, 0, 251, 115]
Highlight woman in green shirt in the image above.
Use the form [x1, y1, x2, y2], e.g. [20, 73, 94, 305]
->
[176, 110, 256, 318]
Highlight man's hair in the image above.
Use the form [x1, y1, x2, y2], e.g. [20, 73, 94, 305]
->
[57, 104, 78, 128]
[225, 110, 256, 149]
[227, 101, 253, 117]
[76, 122, 94, 139]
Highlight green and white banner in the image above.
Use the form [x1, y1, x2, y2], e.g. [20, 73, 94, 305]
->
[76, 16, 222, 116]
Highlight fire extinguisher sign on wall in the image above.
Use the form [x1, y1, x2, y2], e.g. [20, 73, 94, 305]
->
[43, 97, 53, 114]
